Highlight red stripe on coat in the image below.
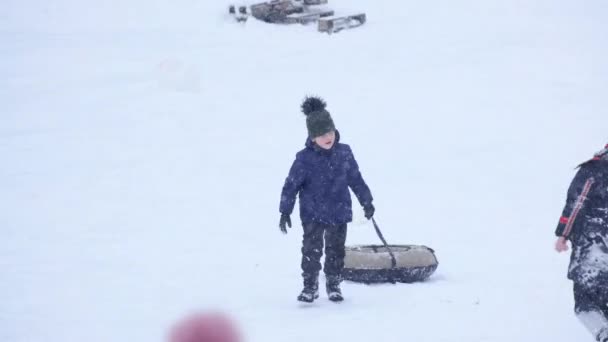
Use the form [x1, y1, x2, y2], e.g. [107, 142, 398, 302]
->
[563, 178, 595, 237]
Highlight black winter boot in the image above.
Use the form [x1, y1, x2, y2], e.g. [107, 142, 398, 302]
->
[326, 275, 343, 302]
[598, 328, 608, 342]
[297, 274, 319, 303]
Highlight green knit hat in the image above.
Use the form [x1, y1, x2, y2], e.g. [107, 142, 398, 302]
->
[301, 96, 336, 138]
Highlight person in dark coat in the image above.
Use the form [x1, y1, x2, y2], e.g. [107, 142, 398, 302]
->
[555, 144, 608, 341]
[279, 96, 375, 303]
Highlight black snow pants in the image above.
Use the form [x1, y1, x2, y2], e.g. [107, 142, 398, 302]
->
[300, 222, 347, 284]
[574, 281, 608, 341]
[575, 281, 608, 317]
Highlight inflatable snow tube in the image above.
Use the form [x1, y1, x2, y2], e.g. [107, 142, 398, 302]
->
[343, 245, 438, 284]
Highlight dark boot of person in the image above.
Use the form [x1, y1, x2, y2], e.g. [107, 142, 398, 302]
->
[297, 273, 319, 303]
[326, 275, 343, 302]
[598, 327, 608, 342]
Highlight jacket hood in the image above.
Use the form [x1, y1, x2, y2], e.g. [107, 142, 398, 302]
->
[592, 144, 608, 161]
[578, 144, 608, 168]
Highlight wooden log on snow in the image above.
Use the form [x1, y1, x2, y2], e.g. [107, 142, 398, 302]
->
[250, 1, 304, 23]
[318, 13, 366, 33]
[283, 9, 334, 24]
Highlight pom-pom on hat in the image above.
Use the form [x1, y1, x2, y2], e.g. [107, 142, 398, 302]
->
[301, 96, 336, 138]
[169, 311, 241, 342]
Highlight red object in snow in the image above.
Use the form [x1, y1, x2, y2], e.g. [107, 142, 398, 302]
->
[169, 312, 241, 342]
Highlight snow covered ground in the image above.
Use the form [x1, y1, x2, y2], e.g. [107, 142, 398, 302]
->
[1, 1, 608, 341]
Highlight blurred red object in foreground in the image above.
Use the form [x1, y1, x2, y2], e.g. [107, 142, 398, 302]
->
[169, 312, 241, 342]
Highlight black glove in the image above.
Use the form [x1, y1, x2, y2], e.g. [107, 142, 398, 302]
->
[363, 204, 375, 220]
[279, 213, 292, 234]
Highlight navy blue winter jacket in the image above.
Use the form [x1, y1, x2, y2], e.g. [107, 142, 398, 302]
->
[280, 130, 373, 225]
[556, 145, 608, 241]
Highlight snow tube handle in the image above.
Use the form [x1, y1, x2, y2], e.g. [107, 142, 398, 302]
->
[372, 218, 397, 268]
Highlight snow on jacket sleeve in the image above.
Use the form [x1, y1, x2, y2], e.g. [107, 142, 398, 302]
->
[345, 145, 373, 207]
[279, 153, 307, 215]
[555, 165, 596, 238]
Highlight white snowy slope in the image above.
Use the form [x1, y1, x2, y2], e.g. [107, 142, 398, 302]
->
[1, 0, 607, 341]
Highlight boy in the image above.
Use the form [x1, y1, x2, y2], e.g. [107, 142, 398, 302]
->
[279, 96, 375, 303]
[555, 144, 608, 341]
